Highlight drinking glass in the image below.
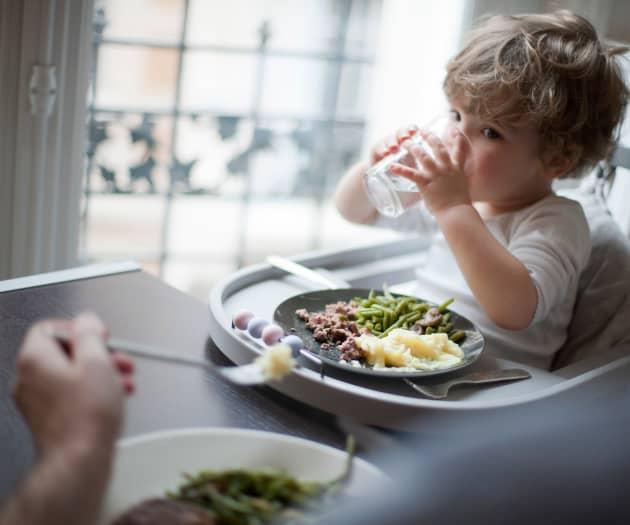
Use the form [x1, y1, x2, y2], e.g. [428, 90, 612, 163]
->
[363, 114, 467, 218]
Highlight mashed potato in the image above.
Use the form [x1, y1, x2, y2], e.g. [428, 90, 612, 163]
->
[255, 343, 296, 380]
[355, 329, 464, 371]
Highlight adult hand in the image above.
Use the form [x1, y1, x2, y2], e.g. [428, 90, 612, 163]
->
[13, 313, 134, 460]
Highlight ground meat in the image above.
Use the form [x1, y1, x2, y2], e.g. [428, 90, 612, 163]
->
[295, 308, 310, 322]
[417, 307, 442, 329]
[111, 498, 214, 525]
[296, 300, 365, 362]
[338, 337, 363, 361]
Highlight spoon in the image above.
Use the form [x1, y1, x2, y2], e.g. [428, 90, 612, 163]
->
[267, 255, 350, 290]
[404, 368, 531, 399]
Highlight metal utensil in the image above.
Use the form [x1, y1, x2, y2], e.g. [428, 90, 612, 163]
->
[267, 255, 350, 290]
[53, 331, 270, 386]
[404, 368, 531, 399]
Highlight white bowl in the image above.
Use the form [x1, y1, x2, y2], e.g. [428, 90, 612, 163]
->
[101, 427, 387, 523]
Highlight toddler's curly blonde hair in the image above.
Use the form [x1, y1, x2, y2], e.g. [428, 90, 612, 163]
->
[444, 10, 629, 176]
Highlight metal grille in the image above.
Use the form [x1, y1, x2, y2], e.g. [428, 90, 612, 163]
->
[81, 0, 382, 294]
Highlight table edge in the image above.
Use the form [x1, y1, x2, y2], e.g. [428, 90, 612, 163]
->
[0, 261, 141, 293]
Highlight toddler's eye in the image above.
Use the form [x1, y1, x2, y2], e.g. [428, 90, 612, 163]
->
[449, 110, 461, 122]
[482, 127, 501, 139]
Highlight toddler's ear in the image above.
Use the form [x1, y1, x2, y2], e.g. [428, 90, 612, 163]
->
[543, 145, 580, 179]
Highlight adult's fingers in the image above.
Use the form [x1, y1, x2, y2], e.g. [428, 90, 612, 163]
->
[13, 320, 73, 408]
[18, 320, 72, 370]
[110, 352, 135, 394]
[71, 312, 109, 364]
[111, 352, 134, 372]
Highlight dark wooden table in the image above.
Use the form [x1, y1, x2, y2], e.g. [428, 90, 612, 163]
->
[0, 267, 345, 502]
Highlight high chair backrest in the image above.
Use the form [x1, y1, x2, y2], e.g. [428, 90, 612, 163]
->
[553, 145, 630, 369]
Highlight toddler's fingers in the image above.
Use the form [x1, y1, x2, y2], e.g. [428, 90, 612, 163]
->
[384, 135, 398, 152]
[405, 141, 438, 176]
[390, 163, 430, 186]
[375, 141, 399, 161]
[396, 125, 418, 143]
[419, 131, 450, 167]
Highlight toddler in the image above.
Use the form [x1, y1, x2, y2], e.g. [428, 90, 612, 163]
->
[334, 10, 628, 369]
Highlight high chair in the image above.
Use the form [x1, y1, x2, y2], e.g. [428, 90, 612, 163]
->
[552, 144, 630, 373]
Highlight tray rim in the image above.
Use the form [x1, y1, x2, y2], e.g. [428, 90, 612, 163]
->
[207, 240, 630, 429]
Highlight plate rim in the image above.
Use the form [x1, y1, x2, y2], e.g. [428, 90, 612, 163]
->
[114, 426, 387, 479]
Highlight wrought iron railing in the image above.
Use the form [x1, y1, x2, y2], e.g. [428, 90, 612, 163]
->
[81, 0, 381, 285]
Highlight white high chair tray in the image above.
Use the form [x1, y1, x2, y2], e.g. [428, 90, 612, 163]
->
[208, 237, 630, 431]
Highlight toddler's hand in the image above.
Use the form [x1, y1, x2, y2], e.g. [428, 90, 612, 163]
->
[369, 125, 419, 166]
[391, 130, 470, 215]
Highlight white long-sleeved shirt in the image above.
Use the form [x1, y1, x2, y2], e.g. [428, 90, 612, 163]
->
[374, 194, 591, 369]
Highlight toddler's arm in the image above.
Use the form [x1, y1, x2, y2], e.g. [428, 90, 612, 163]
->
[437, 205, 538, 330]
[334, 159, 379, 224]
[394, 131, 538, 330]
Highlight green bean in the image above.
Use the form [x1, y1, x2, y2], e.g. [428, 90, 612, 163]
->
[437, 297, 454, 313]
[394, 297, 413, 316]
[410, 303, 429, 312]
[352, 288, 463, 344]
[372, 304, 394, 315]
[450, 330, 466, 342]
[168, 437, 356, 524]
[358, 308, 382, 317]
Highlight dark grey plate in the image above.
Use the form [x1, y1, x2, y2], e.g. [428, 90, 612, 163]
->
[273, 288, 485, 379]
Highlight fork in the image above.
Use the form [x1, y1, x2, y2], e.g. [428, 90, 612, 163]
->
[53, 330, 278, 386]
[404, 368, 531, 399]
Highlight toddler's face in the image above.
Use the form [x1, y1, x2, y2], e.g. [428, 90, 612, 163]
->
[447, 99, 553, 210]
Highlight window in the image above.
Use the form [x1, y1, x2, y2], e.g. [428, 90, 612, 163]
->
[82, 0, 397, 298]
